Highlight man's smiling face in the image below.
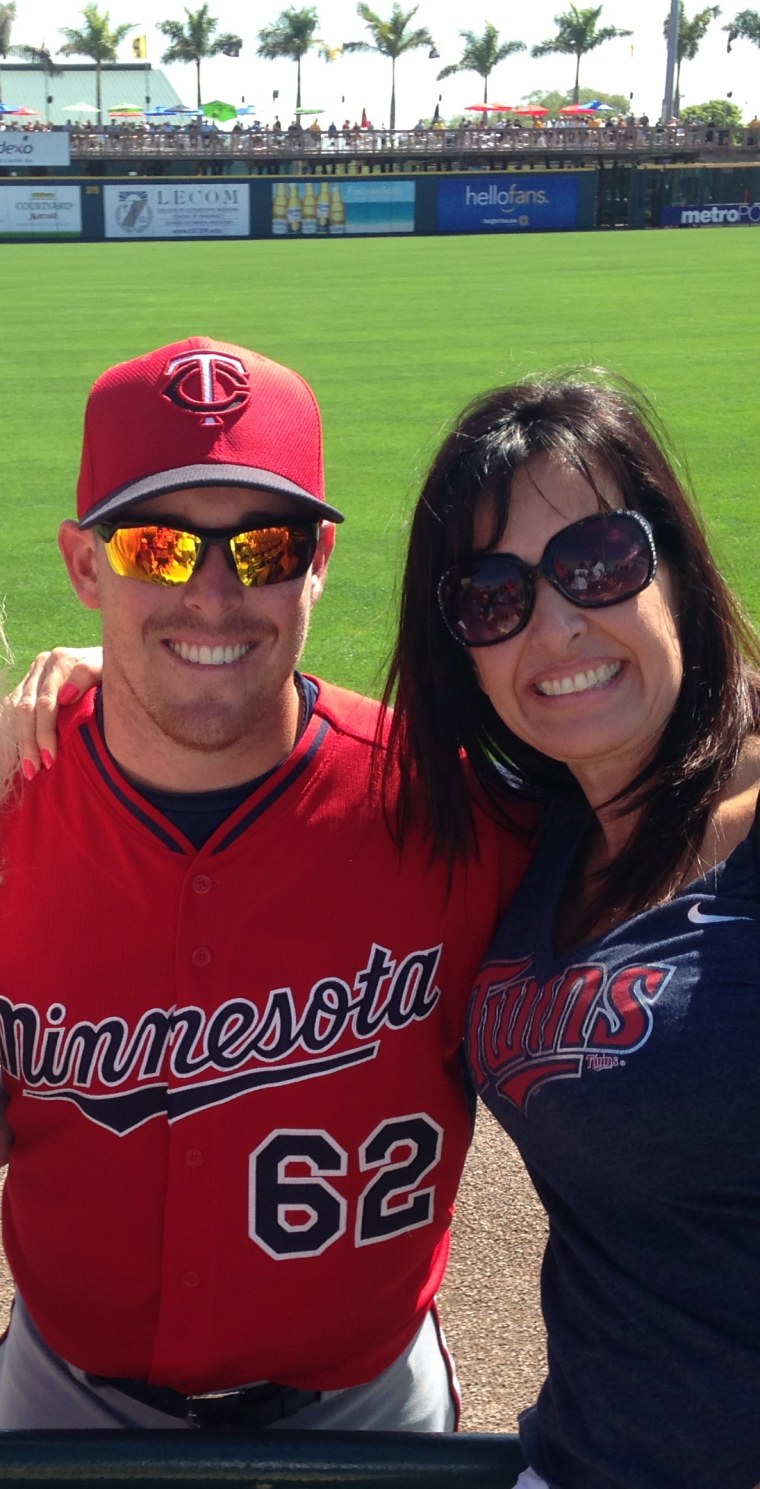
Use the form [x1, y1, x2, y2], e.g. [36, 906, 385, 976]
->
[59, 485, 330, 789]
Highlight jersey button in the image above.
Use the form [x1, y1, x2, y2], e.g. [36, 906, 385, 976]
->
[192, 947, 212, 968]
[192, 874, 212, 894]
[185, 1148, 204, 1168]
[182, 1271, 200, 1289]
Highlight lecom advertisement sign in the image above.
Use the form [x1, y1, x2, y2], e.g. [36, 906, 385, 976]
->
[104, 183, 250, 239]
[0, 184, 82, 238]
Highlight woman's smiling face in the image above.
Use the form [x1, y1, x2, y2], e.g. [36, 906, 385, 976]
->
[471, 454, 684, 807]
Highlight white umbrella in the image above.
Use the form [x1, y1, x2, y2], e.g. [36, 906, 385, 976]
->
[67, 101, 98, 113]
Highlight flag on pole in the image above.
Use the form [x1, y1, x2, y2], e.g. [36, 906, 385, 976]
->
[132, 35, 147, 59]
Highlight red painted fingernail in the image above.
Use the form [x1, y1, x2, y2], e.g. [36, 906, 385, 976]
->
[58, 683, 78, 705]
[21, 759, 37, 781]
[40, 750, 54, 770]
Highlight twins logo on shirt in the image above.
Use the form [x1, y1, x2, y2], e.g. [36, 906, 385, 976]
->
[469, 956, 673, 1111]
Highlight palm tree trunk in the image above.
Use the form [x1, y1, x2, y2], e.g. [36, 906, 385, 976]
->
[96, 61, 102, 124]
[296, 55, 301, 111]
[196, 58, 201, 108]
[483, 75, 488, 104]
[674, 58, 681, 117]
[573, 51, 581, 104]
[389, 55, 396, 132]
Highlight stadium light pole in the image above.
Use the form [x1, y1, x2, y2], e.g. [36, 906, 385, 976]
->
[662, 0, 680, 122]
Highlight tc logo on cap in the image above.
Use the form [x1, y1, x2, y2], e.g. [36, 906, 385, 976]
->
[163, 350, 250, 428]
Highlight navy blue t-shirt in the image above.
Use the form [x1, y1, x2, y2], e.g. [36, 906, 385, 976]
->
[467, 799, 760, 1489]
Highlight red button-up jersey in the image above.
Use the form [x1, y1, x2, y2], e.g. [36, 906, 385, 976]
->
[0, 681, 531, 1392]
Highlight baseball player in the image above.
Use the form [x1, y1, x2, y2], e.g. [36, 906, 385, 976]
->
[0, 337, 531, 1431]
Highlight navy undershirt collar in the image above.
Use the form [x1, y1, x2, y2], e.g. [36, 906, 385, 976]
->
[94, 675, 317, 849]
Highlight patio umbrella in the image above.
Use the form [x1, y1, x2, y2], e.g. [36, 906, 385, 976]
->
[487, 104, 515, 113]
[202, 100, 237, 122]
[108, 102, 143, 113]
[0, 103, 17, 114]
[10, 106, 40, 117]
[466, 103, 492, 113]
[67, 101, 98, 113]
[559, 104, 595, 115]
[294, 107, 323, 116]
[510, 106, 550, 117]
[237, 105, 257, 116]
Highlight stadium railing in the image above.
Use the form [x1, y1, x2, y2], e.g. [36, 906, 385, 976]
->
[58, 122, 759, 164]
[0, 1428, 527, 1485]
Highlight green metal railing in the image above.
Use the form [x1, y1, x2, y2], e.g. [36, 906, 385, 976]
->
[0, 1429, 527, 1486]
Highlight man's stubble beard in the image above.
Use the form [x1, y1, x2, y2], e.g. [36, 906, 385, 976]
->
[132, 685, 272, 755]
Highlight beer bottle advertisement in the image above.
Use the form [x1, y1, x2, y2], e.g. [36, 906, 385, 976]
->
[269, 180, 415, 237]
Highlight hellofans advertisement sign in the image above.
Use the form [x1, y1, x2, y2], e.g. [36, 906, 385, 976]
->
[0, 184, 82, 238]
[437, 174, 579, 233]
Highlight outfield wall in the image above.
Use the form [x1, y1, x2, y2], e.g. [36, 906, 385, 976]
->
[0, 172, 597, 241]
[2, 166, 759, 241]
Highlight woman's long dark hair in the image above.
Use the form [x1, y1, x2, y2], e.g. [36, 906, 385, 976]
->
[382, 371, 760, 924]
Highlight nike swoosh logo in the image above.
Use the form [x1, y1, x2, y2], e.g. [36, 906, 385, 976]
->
[687, 904, 753, 925]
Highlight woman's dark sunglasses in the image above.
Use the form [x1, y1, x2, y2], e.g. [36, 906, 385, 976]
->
[94, 521, 319, 589]
[438, 510, 657, 649]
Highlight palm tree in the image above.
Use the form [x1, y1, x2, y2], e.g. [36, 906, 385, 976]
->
[663, 4, 720, 113]
[9, 43, 64, 122]
[343, 3, 434, 131]
[0, 2, 17, 104]
[724, 7, 760, 48]
[59, 6, 135, 123]
[436, 23, 525, 105]
[157, 5, 243, 108]
[531, 5, 632, 104]
[257, 7, 335, 113]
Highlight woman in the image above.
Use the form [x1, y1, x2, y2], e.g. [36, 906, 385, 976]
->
[384, 371, 760, 1489]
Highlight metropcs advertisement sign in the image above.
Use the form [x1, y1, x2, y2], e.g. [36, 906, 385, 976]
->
[0, 184, 81, 238]
[437, 174, 579, 233]
[662, 201, 760, 227]
[104, 183, 249, 239]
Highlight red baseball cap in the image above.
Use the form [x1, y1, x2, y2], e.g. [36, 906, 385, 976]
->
[76, 336, 344, 529]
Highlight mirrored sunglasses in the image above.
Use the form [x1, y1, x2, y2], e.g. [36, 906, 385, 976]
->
[438, 510, 657, 648]
[95, 521, 319, 589]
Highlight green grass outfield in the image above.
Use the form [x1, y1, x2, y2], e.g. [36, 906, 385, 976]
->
[1, 229, 757, 693]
